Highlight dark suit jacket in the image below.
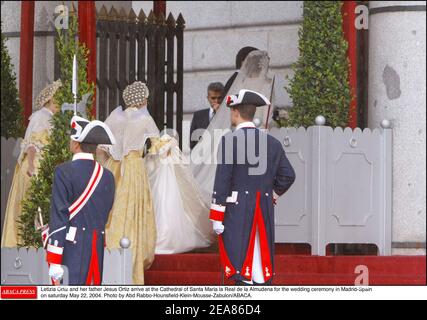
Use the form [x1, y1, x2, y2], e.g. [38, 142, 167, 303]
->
[224, 71, 238, 96]
[190, 108, 211, 150]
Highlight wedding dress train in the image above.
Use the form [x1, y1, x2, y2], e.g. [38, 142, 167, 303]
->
[145, 135, 215, 254]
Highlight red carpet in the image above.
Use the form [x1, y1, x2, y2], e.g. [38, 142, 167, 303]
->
[145, 253, 426, 285]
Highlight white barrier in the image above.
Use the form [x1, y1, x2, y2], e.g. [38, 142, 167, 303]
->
[271, 117, 392, 255]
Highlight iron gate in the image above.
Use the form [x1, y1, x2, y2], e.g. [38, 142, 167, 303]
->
[54, 6, 185, 148]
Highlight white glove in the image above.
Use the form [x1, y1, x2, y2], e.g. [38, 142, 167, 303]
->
[49, 264, 64, 281]
[213, 221, 225, 235]
[158, 136, 178, 159]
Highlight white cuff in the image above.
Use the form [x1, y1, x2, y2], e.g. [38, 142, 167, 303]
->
[210, 203, 225, 212]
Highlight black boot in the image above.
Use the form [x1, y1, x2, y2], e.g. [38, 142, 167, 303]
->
[252, 279, 272, 286]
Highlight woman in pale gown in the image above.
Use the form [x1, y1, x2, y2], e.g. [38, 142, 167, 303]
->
[97, 81, 157, 285]
[1, 80, 62, 247]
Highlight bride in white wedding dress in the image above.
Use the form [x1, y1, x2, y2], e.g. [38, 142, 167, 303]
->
[145, 131, 215, 254]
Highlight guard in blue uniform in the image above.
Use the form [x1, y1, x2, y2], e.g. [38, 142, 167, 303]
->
[210, 89, 296, 285]
[45, 115, 116, 285]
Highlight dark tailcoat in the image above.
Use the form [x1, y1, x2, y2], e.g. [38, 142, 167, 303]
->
[46, 157, 115, 285]
[189, 108, 211, 150]
[224, 71, 238, 96]
[209, 126, 295, 283]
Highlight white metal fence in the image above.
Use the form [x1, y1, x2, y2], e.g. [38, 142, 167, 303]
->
[270, 116, 392, 255]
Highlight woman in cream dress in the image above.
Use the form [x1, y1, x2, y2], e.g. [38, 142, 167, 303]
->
[97, 81, 158, 285]
[1, 80, 62, 247]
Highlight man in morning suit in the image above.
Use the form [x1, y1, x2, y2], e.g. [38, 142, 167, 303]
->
[189, 82, 225, 150]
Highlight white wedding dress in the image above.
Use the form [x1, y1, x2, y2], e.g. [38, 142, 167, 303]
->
[143, 122, 215, 254]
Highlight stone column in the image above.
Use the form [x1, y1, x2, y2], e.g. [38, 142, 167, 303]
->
[368, 1, 426, 254]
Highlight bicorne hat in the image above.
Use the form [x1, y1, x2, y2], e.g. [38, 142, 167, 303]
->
[70, 115, 115, 145]
[225, 89, 270, 108]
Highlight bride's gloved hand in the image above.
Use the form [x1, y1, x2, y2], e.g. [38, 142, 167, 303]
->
[212, 221, 225, 235]
[158, 135, 178, 159]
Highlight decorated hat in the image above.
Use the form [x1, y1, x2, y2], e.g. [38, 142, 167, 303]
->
[34, 79, 62, 110]
[225, 89, 270, 108]
[123, 81, 149, 108]
[70, 115, 115, 145]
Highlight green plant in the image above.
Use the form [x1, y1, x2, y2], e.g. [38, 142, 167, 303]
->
[18, 11, 94, 247]
[280, 1, 352, 128]
[1, 20, 25, 138]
